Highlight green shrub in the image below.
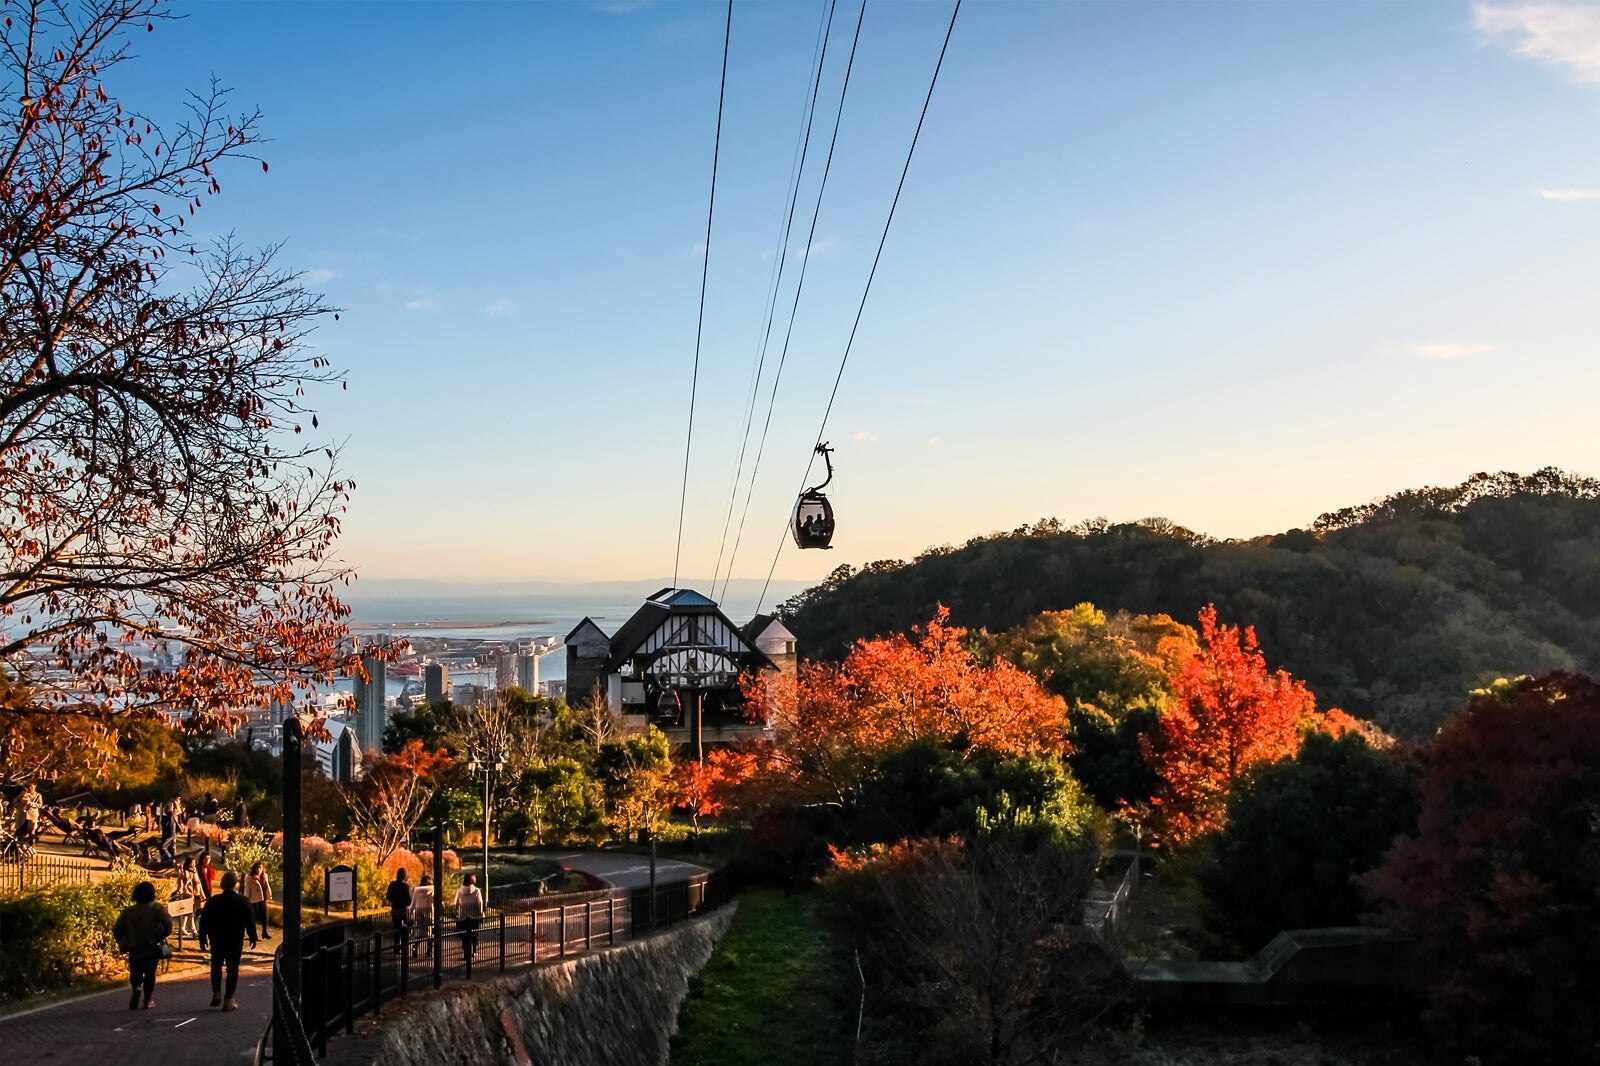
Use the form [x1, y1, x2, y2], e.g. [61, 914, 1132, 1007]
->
[1202, 732, 1420, 953]
[0, 866, 171, 999]
[301, 853, 462, 915]
[222, 826, 281, 888]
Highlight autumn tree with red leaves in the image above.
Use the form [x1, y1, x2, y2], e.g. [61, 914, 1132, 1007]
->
[1363, 673, 1600, 1063]
[0, 2, 373, 759]
[346, 741, 453, 863]
[737, 607, 1069, 812]
[1139, 605, 1317, 843]
[675, 750, 764, 836]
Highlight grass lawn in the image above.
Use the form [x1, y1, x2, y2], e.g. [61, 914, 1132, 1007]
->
[671, 890, 853, 1066]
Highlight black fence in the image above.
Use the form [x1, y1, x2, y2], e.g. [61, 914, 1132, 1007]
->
[0, 853, 94, 893]
[259, 868, 739, 1062]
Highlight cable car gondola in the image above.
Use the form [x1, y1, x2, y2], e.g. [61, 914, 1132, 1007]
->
[791, 443, 836, 550]
[655, 687, 682, 725]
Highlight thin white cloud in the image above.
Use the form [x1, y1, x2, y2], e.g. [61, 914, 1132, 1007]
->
[1538, 187, 1600, 201]
[404, 299, 440, 313]
[486, 300, 521, 317]
[373, 226, 430, 244]
[1474, 2, 1600, 83]
[851, 431, 880, 443]
[304, 268, 337, 284]
[1407, 342, 1496, 359]
[793, 239, 838, 260]
[689, 242, 707, 258]
[927, 436, 941, 447]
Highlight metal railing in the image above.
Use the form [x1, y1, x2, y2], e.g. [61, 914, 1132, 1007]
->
[1080, 852, 1143, 942]
[0, 853, 94, 893]
[258, 868, 739, 1062]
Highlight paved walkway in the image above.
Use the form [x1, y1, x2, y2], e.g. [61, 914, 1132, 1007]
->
[0, 946, 275, 1066]
[542, 849, 709, 890]
[0, 850, 710, 1065]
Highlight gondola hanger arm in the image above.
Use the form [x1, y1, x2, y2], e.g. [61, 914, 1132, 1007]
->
[809, 442, 834, 493]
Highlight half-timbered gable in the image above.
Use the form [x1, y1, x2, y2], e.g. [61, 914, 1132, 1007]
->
[563, 587, 786, 754]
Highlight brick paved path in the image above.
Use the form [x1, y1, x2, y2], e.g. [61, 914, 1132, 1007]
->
[0, 950, 273, 1066]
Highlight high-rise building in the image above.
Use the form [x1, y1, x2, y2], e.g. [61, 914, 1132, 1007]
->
[352, 654, 387, 754]
[494, 647, 517, 692]
[424, 662, 449, 705]
[516, 650, 540, 694]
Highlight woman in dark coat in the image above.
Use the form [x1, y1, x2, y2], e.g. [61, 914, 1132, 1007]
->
[112, 881, 172, 1010]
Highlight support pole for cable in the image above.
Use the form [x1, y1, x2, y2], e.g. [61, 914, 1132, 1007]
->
[674, 0, 734, 590]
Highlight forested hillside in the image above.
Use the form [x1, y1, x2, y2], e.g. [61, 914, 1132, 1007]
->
[775, 469, 1600, 738]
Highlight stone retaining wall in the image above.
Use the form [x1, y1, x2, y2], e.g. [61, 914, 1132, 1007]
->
[364, 904, 737, 1066]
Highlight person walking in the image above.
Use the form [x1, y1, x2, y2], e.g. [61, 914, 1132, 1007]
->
[233, 797, 249, 829]
[112, 881, 172, 1010]
[170, 794, 188, 846]
[197, 852, 217, 898]
[156, 800, 178, 865]
[198, 871, 258, 1010]
[385, 868, 411, 954]
[175, 856, 202, 939]
[408, 874, 435, 959]
[453, 873, 485, 964]
[246, 861, 273, 939]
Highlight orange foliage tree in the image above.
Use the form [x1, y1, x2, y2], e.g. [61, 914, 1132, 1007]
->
[0, 1, 375, 745]
[736, 607, 1070, 811]
[1139, 605, 1317, 843]
[674, 750, 768, 833]
[345, 741, 453, 863]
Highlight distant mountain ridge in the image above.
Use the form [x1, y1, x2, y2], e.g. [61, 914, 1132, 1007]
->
[775, 468, 1600, 739]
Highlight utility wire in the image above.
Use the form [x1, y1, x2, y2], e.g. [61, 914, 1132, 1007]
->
[717, 0, 870, 604]
[757, 0, 963, 615]
[673, 0, 734, 591]
[709, 0, 838, 601]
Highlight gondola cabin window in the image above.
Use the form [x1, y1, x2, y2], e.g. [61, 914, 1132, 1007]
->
[791, 443, 837, 549]
[792, 493, 834, 549]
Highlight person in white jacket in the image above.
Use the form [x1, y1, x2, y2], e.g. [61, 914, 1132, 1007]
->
[408, 874, 436, 959]
[453, 874, 484, 962]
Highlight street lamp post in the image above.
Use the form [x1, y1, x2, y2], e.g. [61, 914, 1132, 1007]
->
[466, 749, 505, 904]
[281, 714, 304, 1001]
[431, 822, 444, 990]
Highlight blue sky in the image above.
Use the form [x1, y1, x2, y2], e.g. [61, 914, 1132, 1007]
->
[115, 1, 1600, 611]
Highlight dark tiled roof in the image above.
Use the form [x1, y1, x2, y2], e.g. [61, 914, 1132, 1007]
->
[603, 588, 773, 674]
[564, 616, 611, 644]
[740, 613, 776, 641]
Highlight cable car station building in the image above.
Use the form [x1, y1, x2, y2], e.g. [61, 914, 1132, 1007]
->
[564, 588, 797, 756]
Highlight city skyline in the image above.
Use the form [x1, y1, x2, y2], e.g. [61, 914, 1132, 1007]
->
[112, 1, 1600, 584]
